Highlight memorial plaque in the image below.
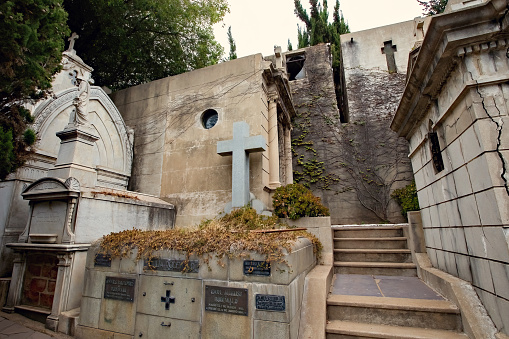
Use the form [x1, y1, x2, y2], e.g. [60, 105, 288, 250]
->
[255, 294, 286, 312]
[94, 253, 112, 267]
[243, 260, 271, 276]
[144, 258, 199, 273]
[204, 285, 248, 316]
[104, 277, 135, 302]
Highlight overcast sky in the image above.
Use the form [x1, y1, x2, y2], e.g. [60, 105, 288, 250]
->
[213, 0, 424, 58]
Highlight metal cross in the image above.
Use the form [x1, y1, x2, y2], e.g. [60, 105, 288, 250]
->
[67, 32, 79, 52]
[381, 40, 397, 73]
[161, 290, 175, 310]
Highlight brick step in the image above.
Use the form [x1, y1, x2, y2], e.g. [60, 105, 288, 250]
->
[326, 320, 468, 339]
[333, 226, 404, 238]
[334, 249, 412, 263]
[327, 295, 461, 331]
[334, 237, 409, 249]
[334, 262, 417, 276]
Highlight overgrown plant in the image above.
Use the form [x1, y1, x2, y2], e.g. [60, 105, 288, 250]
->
[99, 206, 322, 271]
[272, 183, 330, 219]
[391, 181, 420, 219]
[0, 0, 69, 180]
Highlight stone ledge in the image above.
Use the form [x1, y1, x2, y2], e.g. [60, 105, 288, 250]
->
[297, 265, 333, 339]
[414, 253, 499, 339]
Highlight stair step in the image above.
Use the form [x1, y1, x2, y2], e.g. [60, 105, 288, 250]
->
[334, 262, 416, 268]
[333, 226, 404, 238]
[326, 320, 468, 339]
[334, 237, 409, 249]
[327, 295, 461, 331]
[334, 249, 412, 263]
[333, 262, 417, 276]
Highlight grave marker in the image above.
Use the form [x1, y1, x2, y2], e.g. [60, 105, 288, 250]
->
[217, 121, 266, 210]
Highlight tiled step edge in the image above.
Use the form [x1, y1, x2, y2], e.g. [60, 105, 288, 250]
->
[326, 320, 468, 339]
[327, 295, 459, 313]
[333, 262, 417, 268]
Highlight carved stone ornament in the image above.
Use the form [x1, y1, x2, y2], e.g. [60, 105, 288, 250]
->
[64, 177, 81, 192]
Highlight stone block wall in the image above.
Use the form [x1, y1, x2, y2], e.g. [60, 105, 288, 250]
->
[392, 5, 509, 332]
[21, 253, 58, 309]
[408, 57, 509, 333]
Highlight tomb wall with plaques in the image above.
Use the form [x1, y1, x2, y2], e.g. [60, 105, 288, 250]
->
[76, 237, 315, 339]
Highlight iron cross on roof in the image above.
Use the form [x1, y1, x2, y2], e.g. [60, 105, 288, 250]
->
[217, 121, 267, 210]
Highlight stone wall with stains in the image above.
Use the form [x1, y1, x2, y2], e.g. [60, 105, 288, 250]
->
[287, 23, 418, 224]
[112, 55, 273, 227]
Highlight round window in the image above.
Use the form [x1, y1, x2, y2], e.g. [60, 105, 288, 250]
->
[202, 109, 218, 129]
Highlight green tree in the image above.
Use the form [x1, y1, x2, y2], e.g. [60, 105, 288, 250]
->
[294, 0, 349, 66]
[227, 26, 237, 60]
[0, 0, 70, 180]
[418, 0, 448, 15]
[287, 39, 293, 51]
[63, 0, 229, 90]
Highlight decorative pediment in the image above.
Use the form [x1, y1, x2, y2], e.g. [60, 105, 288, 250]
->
[22, 177, 81, 201]
[29, 86, 133, 189]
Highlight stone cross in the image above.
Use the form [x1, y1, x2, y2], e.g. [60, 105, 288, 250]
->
[217, 121, 267, 209]
[381, 40, 397, 73]
[67, 32, 79, 52]
[161, 290, 176, 310]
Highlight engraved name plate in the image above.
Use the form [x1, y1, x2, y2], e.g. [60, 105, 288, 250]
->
[104, 277, 135, 302]
[144, 258, 199, 273]
[94, 253, 112, 267]
[205, 285, 248, 316]
[243, 260, 271, 276]
[255, 294, 286, 312]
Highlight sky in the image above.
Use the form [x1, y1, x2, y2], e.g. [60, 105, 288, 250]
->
[213, 0, 424, 58]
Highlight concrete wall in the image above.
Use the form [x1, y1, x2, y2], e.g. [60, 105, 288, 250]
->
[74, 189, 176, 243]
[392, 1, 509, 334]
[288, 37, 414, 224]
[112, 55, 272, 227]
[341, 19, 426, 75]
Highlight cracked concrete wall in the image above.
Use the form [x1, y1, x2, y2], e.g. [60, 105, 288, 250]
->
[407, 43, 509, 335]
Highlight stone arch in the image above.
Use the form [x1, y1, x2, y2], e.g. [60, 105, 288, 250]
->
[31, 86, 133, 189]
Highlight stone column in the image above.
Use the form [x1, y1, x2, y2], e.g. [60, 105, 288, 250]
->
[284, 128, 293, 185]
[2, 252, 25, 313]
[268, 98, 281, 189]
[46, 253, 73, 331]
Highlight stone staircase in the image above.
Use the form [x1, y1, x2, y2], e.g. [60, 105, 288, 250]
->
[326, 225, 468, 339]
[333, 225, 416, 276]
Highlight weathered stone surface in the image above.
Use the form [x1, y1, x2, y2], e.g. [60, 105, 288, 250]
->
[77, 239, 315, 339]
[392, 2, 509, 335]
[111, 54, 294, 227]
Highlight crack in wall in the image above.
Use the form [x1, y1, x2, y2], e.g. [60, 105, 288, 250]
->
[474, 86, 509, 197]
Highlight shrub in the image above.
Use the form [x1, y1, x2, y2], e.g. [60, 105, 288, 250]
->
[391, 181, 420, 219]
[99, 206, 322, 270]
[272, 183, 330, 219]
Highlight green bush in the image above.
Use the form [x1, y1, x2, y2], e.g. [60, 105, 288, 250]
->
[272, 183, 330, 219]
[391, 181, 420, 219]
